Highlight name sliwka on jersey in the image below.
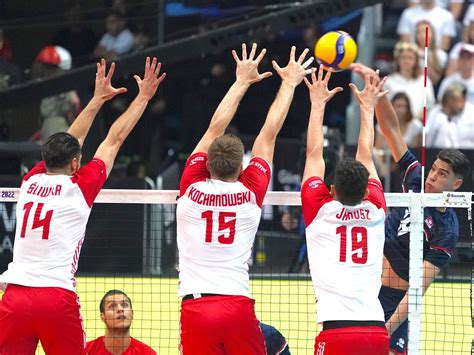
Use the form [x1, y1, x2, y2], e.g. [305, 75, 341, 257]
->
[26, 182, 63, 197]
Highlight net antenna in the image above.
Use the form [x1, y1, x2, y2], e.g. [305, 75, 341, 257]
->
[407, 23, 431, 353]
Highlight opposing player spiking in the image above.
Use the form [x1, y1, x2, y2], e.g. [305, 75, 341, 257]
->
[350, 62, 471, 355]
[177, 43, 310, 354]
[301, 66, 390, 354]
[0, 57, 165, 354]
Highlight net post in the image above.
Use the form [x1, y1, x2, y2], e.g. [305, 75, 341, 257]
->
[408, 191, 423, 353]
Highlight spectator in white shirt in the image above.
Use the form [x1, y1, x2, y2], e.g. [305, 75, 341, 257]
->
[446, 18, 474, 75]
[385, 42, 435, 121]
[427, 83, 474, 149]
[415, 21, 448, 85]
[397, 0, 456, 50]
[409, 0, 464, 21]
[94, 11, 134, 61]
[437, 48, 474, 104]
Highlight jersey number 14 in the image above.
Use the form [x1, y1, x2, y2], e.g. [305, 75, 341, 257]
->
[20, 202, 54, 240]
[336, 225, 368, 264]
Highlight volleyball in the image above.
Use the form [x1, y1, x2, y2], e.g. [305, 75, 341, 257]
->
[314, 31, 358, 71]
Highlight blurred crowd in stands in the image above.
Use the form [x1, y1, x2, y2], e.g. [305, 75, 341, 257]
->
[0, 0, 472, 180]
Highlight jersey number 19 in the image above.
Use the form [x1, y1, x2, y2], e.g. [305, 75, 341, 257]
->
[336, 225, 368, 264]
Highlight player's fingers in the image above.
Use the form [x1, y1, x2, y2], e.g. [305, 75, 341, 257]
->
[133, 75, 142, 84]
[157, 72, 167, 83]
[116, 87, 128, 94]
[303, 76, 311, 88]
[348, 83, 359, 94]
[364, 73, 371, 87]
[324, 67, 333, 82]
[255, 48, 267, 64]
[289, 46, 296, 62]
[311, 67, 317, 83]
[242, 43, 247, 60]
[272, 60, 282, 73]
[144, 57, 151, 77]
[378, 76, 388, 91]
[232, 49, 240, 63]
[259, 71, 273, 80]
[106, 62, 116, 81]
[150, 57, 158, 76]
[249, 43, 257, 61]
[154, 62, 162, 77]
[302, 56, 314, 69]
[317, 64, 324, 81]
[330, 87, 344, 95]
[297, 48, 309, 64]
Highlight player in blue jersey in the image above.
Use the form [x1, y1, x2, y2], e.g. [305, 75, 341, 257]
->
[351, 63, 471, 355]
[260, 323, 290, 355]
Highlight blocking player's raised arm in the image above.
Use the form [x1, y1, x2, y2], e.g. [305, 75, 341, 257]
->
[192, 43, 272, 155]
[94, 57, 166, 176]
[302, 65, 342, 183]
[350, 71, 388, 181]
[350, 62, 408, 163]
[251, 46, 310, 164]
[68, 59, 127, 147]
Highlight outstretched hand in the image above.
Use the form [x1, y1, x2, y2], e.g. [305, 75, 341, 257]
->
[94, 59, 128, 102]
[134, 57, 166, 101]
[233, 43, 272, 85]
[303, 65, 343, 105]
[273, 46, 312, 87]
[349, 70, 388, 108]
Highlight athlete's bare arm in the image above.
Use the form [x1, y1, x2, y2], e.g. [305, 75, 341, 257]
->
[68, 59, 127, 147]
[94, 57, 166, 175]
[192, 43, 272, 155]
[349, 63, 408, 162]
[386, 260, 440, 335]
[252, 46, 310, 164]
[350, 71, 387, 181]
[302, 65, 342, 183]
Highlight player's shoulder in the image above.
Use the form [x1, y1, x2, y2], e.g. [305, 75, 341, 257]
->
[433, 207, 459, 229]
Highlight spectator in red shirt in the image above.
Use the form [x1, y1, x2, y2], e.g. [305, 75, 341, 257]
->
[86, 290, 156, 355]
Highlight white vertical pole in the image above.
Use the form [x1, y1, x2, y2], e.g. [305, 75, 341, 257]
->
[408, 192, 424, 353]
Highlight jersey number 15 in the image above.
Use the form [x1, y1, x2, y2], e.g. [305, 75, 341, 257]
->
[201, 210, 236, 244]
[336, 225, 368, 264]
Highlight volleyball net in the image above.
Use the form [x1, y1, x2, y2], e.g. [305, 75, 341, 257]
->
[0, 189, 472, 354]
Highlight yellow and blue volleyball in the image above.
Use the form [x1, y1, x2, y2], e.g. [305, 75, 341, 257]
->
[314, 31, 358, 71]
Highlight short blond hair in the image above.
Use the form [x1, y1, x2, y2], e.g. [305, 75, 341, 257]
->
[208, 134, 244, 179]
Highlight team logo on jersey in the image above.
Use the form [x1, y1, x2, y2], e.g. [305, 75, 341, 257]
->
[189, 156, 205, 166]
[396, 337, 405, 350]
[397, 208, 411, 237]
[425, 216, 433, 229]
[308, 179, 322, 189]
[250, 161, 268, 173]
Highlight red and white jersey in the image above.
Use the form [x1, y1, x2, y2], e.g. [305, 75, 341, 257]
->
[177, 152, 271, 297]
[0, 159, 106, 291]
[301, 177, 386, 323]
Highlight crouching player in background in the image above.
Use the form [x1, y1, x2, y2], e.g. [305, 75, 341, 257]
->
[87, 290, 156, 354]
[301, 66, 390, 354]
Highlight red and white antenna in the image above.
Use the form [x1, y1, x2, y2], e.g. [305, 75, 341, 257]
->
[421, 25, 429, 193]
